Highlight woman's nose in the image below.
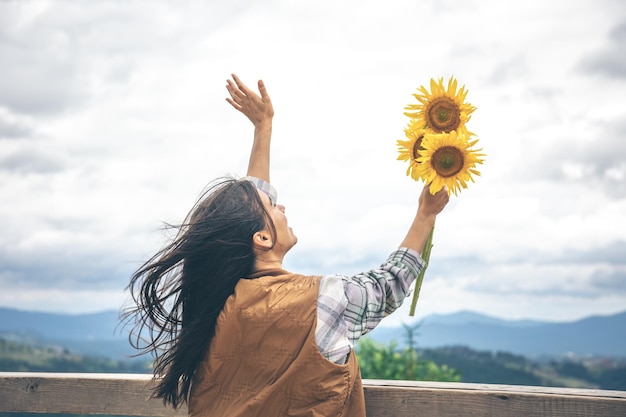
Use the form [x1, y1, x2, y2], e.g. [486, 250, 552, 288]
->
[278, 204, 285, 213]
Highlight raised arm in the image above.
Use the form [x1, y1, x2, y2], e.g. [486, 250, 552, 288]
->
[225, 74, 274, 183]
[314, 184, 450, 355]
[400, 184, 450, 255]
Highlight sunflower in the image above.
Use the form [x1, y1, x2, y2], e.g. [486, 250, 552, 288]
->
[396, 120, 427, 181]
[404, 77, 476, 134]
[415, 130, 484, 196]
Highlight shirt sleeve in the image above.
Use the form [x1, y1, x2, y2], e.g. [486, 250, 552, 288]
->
[315, 247, 425, 364]
[242, 176, 278, 204]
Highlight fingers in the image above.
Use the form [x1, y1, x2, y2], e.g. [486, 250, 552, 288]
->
[225, 82, 241, 109]
[231, 73, 254, 97]
[433, 186, 450, 212]
[429, 185, 450, 205]
[225, 74, 261, 109]
[432, 185, 449, 198]
[228, 74, 269, 102]
[258, 79, 271, 104]
[225, 74, 274, 124]
[418, 183, 450, 216]
[226, 78, 244, 100]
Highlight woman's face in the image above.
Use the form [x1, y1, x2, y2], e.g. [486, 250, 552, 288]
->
[257, 189, 298, 254]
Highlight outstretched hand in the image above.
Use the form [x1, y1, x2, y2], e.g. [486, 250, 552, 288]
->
[226, 74, 274, 128]
[417, 184, 450, 219]
[400, 184, 450, 255]
[228, 74, 274, 182]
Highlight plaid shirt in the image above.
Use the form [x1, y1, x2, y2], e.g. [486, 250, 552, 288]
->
[246, 177, 425, 364]
[316, 249, 424, 363]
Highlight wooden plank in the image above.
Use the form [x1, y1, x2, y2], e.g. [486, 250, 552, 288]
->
[363, 379, 626, 398]
[1, 373, 625, 417]
[0, 372, 186, 416]
[362, 383, 626, 417]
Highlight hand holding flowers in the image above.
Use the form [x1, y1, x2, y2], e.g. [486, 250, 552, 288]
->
[397, 77, 485, 316]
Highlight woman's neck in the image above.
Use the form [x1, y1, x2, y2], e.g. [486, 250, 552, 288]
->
[253, 252, 285, 273]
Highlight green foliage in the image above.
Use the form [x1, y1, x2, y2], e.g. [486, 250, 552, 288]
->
[419, 346, 543, 386]
[354, 322, 626, 390]
[356, 337, 461, 382]
[419, 345, 626, 390]
[551, 358, 626, 390]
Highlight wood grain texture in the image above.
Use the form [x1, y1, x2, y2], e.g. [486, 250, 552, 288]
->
[363, 382, 626, 417]
[1, 373, 625, 417]
[0, 372, 185, 416]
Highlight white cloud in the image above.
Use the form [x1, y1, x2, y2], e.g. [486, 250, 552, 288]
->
[579, 19, 626, 79]
[0, 0, 625, 323]
[0, 287, 128, 314]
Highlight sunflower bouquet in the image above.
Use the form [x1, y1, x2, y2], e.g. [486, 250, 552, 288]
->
[397, 77, 485, 316]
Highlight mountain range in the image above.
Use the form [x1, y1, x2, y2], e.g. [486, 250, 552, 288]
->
[368, 310, 626, 358]
[0, 307, 624, 359]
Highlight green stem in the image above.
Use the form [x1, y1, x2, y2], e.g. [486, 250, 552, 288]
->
[409, 225, 435, 316]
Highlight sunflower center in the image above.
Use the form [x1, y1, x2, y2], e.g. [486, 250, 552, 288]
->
[427, 97, 461, 132]
[431, 145, 464, 177]
[412, 135, 424, 161]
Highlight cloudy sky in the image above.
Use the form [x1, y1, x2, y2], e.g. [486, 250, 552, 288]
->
[1, 0, 625, 327]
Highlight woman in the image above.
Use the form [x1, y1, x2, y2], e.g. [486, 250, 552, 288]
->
[124, 74, 449, 416]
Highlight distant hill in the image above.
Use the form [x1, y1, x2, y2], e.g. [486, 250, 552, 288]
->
[368, 310, 626, 358]
[0, 338, 150, 373]
[0, 307, 133, 359]
[1, 307, 625, 359]
[420, 310, 545, 327]
[3, 334, 625, 390]
[0, 308, 122, 339]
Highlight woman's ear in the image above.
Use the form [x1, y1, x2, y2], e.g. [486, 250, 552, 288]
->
[252, 230, 273, 250]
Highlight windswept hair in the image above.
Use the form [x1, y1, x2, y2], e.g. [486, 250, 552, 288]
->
[121, 178, 275, 409]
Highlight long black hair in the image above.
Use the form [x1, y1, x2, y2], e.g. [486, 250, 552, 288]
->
[121, 178, 275, 408]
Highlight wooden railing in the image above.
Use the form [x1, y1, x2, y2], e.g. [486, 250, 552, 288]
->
[1, 372, 625, 416]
